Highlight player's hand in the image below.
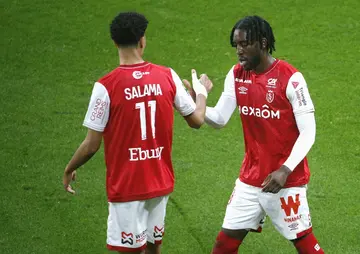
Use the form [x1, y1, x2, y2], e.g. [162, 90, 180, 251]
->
[183, 78, 196, 101]
[261, 165, 292, 193]
[183, 69, 209, 100]
[63, 169, 76, 194]
[199, 73, 213, 93]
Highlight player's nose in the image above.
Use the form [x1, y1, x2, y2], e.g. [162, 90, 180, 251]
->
[236, 44, 244, 54]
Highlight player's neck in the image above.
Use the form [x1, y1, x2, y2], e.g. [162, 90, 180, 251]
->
[253, 54, 275, 74]
[118, 48, 145, 66]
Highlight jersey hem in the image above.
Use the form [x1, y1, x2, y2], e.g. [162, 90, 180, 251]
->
[107, 187, 174, 202]
[239, 176, 309, 188]
[83, 122, 105, 132]
[181, 108, 195, 117]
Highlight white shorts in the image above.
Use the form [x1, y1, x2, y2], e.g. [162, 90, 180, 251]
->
[223, 179, 312, 240]
[106, 195, 169, 252]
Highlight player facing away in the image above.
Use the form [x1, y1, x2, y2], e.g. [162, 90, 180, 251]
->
[62, 12, 212, 254]
[204, 16, 324, 253]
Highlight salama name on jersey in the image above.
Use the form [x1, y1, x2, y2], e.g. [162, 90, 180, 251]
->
[124, 84, 163, 100]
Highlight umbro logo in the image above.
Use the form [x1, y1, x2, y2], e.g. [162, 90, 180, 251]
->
[238, 86, 248, 94]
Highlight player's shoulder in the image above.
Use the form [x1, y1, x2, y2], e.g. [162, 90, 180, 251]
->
[147, 62, 173, 75]
[276, 59, 300, 77]
[233, 63, 242, 72]
[97, 67, 123, 88]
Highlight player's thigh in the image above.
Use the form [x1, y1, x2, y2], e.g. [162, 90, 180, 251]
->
[107, 201, 149, 253]
[260, 186, 312, 240]
[145, 195, 169, 245]
[222, 179, 266, 232]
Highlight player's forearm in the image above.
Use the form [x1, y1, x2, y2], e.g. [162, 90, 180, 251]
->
[65, 140, 100, 173]
[283, 113, 316, 171]
[205, 93, 237, 129]
[205, 106, 226, 129]
[189, 94, 206, 128]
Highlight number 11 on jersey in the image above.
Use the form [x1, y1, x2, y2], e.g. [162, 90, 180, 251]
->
[135, 100, 156, 140]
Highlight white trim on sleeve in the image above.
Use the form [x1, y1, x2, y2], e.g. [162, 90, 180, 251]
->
[171, 68, 196, 116]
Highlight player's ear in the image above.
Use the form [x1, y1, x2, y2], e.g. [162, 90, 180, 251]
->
[261, 38, 267, 50]
[139, 36, 146, 49]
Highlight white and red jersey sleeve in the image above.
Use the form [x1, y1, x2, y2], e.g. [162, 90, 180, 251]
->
[286, 72, 315, 116]
[170, 69, 196, 116]
[83, 82, 110, 132]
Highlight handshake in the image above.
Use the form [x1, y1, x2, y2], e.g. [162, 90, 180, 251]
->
[183, 69, 213, 100]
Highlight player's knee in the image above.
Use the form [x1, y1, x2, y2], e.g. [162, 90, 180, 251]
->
[145, 242, 161, 254]
[212, 229, 245, 253]
[221, 228, 248, 241]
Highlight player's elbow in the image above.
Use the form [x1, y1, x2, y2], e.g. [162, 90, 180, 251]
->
[184, 111, 205, 129]
[205, 118, 226, 129]
[188, 118, 204, 129]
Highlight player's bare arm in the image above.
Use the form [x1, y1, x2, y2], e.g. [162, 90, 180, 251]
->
[182, 69, 209, 128]
[63, 129, 102, 194]
[261, 165, 292, 193]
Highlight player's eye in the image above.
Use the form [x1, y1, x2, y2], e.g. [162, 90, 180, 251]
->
[239, 41, 249, 47]
[233, 41, 249, 48]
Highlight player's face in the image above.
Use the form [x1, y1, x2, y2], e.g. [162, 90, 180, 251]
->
[233, 29, 261, 71]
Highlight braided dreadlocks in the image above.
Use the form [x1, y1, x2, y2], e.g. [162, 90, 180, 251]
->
[230, 16, 276, 54]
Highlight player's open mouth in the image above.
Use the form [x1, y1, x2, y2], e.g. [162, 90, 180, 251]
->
[239, 57, 247, 66]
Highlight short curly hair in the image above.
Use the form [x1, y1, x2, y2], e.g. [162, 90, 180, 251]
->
[110, 12, 149, 47]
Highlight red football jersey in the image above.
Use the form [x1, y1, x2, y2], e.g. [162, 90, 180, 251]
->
[83, 62, 196, 202]
[230, 59, 315, 188]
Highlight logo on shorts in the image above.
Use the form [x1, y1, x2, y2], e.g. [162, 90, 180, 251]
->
[136, 230, 146, 243]
[280, 194, 300, 217]
[153, 226, 164, 239]
[121, 232, 134, 245]
[288, 222, 299, 231]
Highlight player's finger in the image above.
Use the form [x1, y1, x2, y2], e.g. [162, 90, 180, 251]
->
[270, 182, 282, 193]
[262, 179, 276, 192]
[66, 185, 75, 194]
[261, 175, 271, 186]
[191, 69, 198, 81]
[272, 185, 282, 194]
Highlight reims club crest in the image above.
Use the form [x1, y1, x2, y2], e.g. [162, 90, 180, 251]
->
[266, 90, 274, 103]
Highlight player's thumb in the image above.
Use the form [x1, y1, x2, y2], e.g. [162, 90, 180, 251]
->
[191, 69, 198, 82]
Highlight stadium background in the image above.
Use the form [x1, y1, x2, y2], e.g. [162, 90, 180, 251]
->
[1, 0, 359, 253]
